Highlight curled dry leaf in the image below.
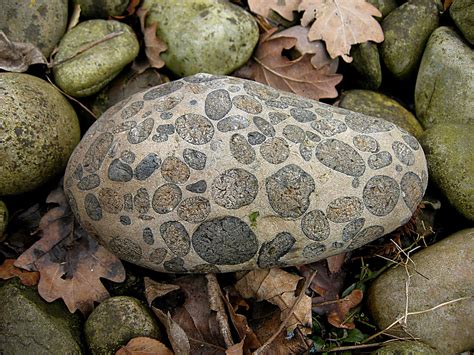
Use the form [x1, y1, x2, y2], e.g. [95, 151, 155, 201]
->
[271, 25, 339, 72]
[225, 338, 245, 355]
[116, 337, 173, 355]
[14, 185, 125, 315]
[137, 7, 167, 69]
[235, 29, 342, 100]
[299, 0, 384, 62]
[0, 31, 47, 72]
[248, 0, 301, 21]
[235, 268, 312, 334]
[326, 289, 364, 329]
[0, 259, 40, 286]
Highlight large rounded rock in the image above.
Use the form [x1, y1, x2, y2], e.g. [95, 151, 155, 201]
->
[64, 74, 428, 273]
[415, 27, 474, 128]
[0, 279, 83, 354]
[449, 0, 474, 44]
[141, 0, 259, 77]
[85, 296, 161, 354]
[372, 340, 440, 354]
[73, 0, 129, 18]
[368, 228, 474, 354]
[339, 90, 424, 138]
[0, 0, 68, 57]
[53, 20, 139, 97]
[0, 73, 80, 196]
[420, 124, 473, 220]
[381, 0, 440, 80]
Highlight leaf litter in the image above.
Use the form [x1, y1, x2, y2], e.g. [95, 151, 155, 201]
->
[14, 184, 125, 315]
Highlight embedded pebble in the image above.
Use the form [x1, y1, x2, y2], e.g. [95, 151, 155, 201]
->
[65, 74, 428, 273]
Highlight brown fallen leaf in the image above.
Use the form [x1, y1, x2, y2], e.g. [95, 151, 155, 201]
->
[299, 0, 384, 62]
[0, 259, 40, 286]
[116, 337, 173, 355]
[235, 29, 342, 100]
[145, 276, 227, 355]
[0, 31, 47, 72]
[326, 289, 364, 329]
[248, 0, 301, 21]
[137, 7, 167, 69]
[223, 292, 261, 352]
[226, 338, 245, 355]
[235, 268, 312, 334]
[271, 25, 339, 72]
[443, 0, 454, 10]
[14, 185, 125, 315]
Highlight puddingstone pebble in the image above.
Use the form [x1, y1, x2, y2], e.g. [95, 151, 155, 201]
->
[65, 74, 428, 273]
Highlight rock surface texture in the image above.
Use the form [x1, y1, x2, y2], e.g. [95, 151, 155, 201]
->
[0, 73, 80, 195]
[0, 279, 83, 354]
[368, 228, 474, 354]
[64, 74, 428, 273]
[53, 20, 139, 97]
[415, 26, 474, 128]
[421, 124, 474, 220]
[0, 0, 68, 57]
[141, 0, 259, 76]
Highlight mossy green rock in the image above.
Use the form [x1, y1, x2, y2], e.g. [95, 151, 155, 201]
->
[450, 0, 474, 44]
[73, 0, 129, 18]
[142, 0, 259, 76]
[349, 42, 382, 90]
[381, 0, 440, 80]
[372, 340, 440, 354]
[339, 90, 424, 138]
[0, 73, 80, 196]
[53, 20, 139, 97]
[367, 0, 398, 17]
[420, 124, 474, 220]
[0, 0, 68, 57]
[0, 279, 83, 354]
[0, 201, 7, 237]
[415, 27, 474, 128]
[368, 228, 474, 354]
[85, 296, 161, 354]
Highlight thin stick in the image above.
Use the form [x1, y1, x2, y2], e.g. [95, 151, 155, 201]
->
[45, 75, 97, 120]
[253, 269, 318, 355]
[316, 338, 412, 353]
[50, 30, 124, 68]
[362, 296, 473, 344]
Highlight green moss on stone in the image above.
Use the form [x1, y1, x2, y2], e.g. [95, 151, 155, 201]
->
[420, 124, 474, 220]
[339, 90, 424, 138]
[141, 0, 259, 77]
[53, 20, 139, 97]
[0, 73, 80, 195]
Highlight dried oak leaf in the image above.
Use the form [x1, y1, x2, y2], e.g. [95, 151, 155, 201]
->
[0, 259, 39, 286]
[271, 25, 339, 72]
[116, 337, 173, 355]
[14, 186, 125, 315]
[299, 0, 384, 62]
[326, 289, 364, 329]
[137, 7, 167, 69]
[235, 29, 342, 100]
[0, 31, 47, 72]
[234, 268, 312, 334]
[248, 0, 301, 21]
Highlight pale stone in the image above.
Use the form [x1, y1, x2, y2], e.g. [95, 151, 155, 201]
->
[64, 74, 428, 273]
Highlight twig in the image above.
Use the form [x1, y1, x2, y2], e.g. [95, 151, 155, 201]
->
[362, 296, 473, 344]
[315, 338, 410, 353]
[253, 269, 318, 355]
[50, 30, 124, 68]
[45, 75, 98, 120]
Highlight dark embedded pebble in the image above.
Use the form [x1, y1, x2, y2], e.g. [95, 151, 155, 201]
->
[257, 232, 296, 268]
[247, 131, 266, 145]
[185, 180, 207, 193]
